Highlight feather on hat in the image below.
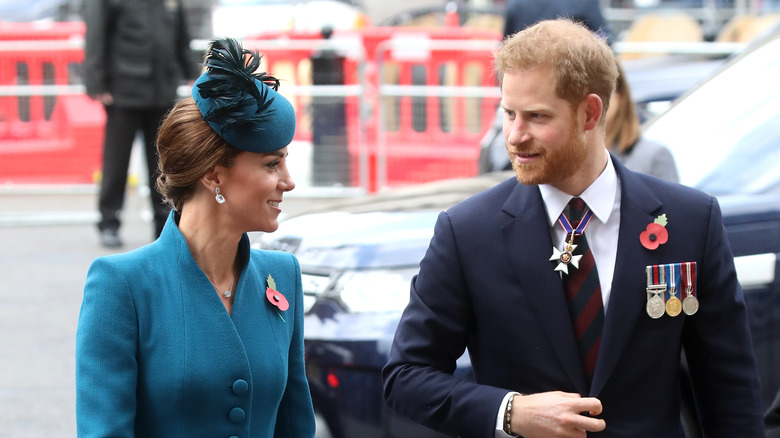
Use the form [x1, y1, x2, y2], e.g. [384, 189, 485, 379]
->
[192, 38, 296, 153]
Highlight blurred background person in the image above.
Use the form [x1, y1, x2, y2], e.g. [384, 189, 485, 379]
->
[82, 0, 199, 247]
[503, 0, 613, 42]
[76, 38, 315, 437]
[606, 62, 679, 182]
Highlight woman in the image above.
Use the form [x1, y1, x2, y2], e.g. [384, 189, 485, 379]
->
[606, 62, 679, 183]
[75, 38, 316, 437]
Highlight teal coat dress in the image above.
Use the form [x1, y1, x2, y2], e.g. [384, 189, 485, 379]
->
[76, 212, 315, 437]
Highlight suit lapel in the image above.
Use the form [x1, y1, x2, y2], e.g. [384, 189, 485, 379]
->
[501, 183, 589, 393]
[590, 161, 664, 396]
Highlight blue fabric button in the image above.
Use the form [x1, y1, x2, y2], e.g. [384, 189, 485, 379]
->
[232, 379, 249, 396]
[229, 407, 246, 423]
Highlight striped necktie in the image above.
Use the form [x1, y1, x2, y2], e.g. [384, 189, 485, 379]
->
[563, 197, 604, 380]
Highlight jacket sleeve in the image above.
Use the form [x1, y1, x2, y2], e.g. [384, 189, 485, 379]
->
[76, 257, 138, 437]
[766, 387, 780, 437]
[274, 253, 316, 437]
[81, 0, 111, 96]
[683, 196, 765, 434]
[382, 211, 508, 437]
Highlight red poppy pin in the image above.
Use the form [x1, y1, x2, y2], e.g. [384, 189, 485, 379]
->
[266, 274, 289, 321]
[640, 214, 669, 250]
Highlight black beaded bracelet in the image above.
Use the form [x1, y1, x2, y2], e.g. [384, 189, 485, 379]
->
[503, 394, 519, 436]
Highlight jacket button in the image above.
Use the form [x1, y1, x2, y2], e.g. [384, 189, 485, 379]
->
[232, 379, 249, 396]
[229, 407, 246, 423]
[228, 436, 239, 438]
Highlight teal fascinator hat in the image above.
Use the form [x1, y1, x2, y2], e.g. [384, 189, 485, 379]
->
[192, 38, 296, 153]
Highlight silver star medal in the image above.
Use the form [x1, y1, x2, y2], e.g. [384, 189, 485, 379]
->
[550, 239, 582, 275]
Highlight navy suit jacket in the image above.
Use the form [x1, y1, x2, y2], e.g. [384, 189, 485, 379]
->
[383, 159, 764, 437]
[76, 212, 315, 437]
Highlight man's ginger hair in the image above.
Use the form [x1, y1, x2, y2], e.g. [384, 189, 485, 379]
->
[494, 18, 618, 118]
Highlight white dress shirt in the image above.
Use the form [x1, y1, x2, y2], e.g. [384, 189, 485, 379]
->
[495, 150, 622, 437]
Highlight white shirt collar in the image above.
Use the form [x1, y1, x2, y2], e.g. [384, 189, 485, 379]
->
[538, 150, 618, 227]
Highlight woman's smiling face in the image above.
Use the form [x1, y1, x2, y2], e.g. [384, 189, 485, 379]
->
[219, 147, 296, 233]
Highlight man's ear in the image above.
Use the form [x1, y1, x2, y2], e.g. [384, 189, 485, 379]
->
[583, 93, 603, 131]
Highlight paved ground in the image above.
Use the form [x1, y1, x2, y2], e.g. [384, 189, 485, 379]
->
[0, 185, 331, 437]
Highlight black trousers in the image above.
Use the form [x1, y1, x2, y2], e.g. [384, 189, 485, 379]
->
[97, 105, 171, 238]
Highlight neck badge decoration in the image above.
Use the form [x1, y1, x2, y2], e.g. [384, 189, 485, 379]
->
[550, 206, 594, 275]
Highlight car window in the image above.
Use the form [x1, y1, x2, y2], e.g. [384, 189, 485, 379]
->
[644, 33, 780, 195]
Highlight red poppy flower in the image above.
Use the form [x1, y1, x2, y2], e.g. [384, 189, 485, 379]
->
[266, 287, 289, 311]
[640, 222, 668, 250]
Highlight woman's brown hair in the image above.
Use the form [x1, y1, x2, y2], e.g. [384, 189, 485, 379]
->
[155, 97, 240, 212]
[605, 63, 641, 153]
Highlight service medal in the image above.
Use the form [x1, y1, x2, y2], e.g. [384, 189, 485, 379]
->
[646, 265, 667, 319]
[681, 262, 699, 316]
[666, 297, 682, 317]
[647, 295, 666, 319]
[665, 263, 682, 317]
[682, 295, 699, 315]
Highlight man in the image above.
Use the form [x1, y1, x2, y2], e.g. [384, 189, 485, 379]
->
[382, 19, 764, 437]
[82, 0, 198, 247]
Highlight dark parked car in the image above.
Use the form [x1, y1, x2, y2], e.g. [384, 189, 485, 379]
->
[258, 25, 780, 438]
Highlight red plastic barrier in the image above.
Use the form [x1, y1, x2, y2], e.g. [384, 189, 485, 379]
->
[0, 22, 105, 184]
[0, 21, 86, 41]
[0, 22, 500, 187]
[367, 27, 500, 190]
[243, 33, 323, 143]
[246, 25, 501, 191]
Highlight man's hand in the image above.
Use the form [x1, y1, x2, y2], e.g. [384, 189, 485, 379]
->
[510, 391, 606, 438]
[89, 92, 114, 106]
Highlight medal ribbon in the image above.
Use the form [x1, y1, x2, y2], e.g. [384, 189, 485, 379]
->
[666, 263, 678, 299]
[683, 262, 697, 298]
[653, 264, 661, 286]
[557, 207, 594, 237]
